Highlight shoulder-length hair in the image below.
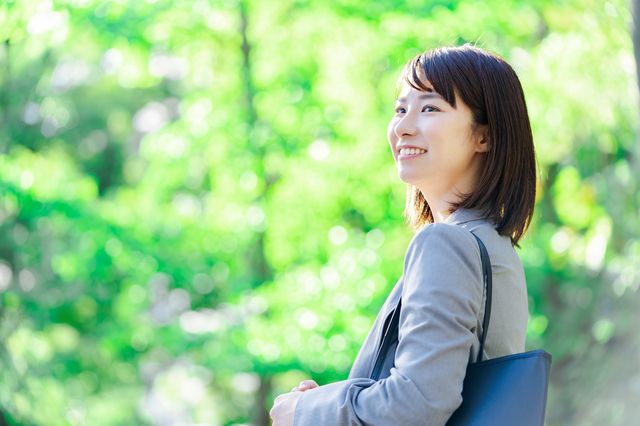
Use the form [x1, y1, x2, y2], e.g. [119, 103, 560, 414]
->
[399, 44, 536, 247]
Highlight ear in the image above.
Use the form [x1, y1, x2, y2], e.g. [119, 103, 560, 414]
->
[474, 124, 491, 153]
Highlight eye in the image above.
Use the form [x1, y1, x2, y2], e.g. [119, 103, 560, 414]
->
[394, 106, 406, 114]
[422, 105, 439, 112]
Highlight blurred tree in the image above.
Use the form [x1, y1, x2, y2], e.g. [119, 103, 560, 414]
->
[0, 0, 637, 425]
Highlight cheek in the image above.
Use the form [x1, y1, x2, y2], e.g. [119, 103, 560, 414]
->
[387, 120, 397, 147]
[387, 123, 398, 162]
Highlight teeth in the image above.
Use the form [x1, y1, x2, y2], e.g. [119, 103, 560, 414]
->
[400, 148, 426, 156]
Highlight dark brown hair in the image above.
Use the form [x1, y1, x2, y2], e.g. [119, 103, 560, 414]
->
[399, 44, 536, 247]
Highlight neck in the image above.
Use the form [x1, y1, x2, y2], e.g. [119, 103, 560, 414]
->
[419, 155, 486, 223]
[422, 192, 458, 223]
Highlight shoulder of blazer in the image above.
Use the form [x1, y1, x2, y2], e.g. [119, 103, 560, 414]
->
[402, 222, 486, 297]
[409, 222, 482, 256]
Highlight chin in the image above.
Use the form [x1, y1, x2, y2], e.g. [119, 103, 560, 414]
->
[397, 168, 424, 188]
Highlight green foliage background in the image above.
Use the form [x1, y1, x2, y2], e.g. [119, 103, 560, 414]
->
[0, 0, 638, 424]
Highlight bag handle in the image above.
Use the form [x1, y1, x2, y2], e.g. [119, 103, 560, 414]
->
[370, 232, 492, 380]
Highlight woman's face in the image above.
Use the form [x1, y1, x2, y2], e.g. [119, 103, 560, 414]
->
[387, 79, 489, 201]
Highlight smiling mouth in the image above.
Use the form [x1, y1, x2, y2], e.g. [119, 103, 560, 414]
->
[399, 148, 426, 156]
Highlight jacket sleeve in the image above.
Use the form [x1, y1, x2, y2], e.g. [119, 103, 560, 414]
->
[293, 223, 485, 426]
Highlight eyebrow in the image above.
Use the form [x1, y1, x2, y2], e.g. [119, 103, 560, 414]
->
[396, 92, 445, 103]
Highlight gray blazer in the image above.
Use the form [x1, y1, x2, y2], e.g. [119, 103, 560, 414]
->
[293, 208, 529, 425]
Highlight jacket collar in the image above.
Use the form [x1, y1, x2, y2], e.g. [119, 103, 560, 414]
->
[443, 208, 491, 226]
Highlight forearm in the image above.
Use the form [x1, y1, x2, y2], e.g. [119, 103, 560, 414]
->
[293, 374, 458, 426]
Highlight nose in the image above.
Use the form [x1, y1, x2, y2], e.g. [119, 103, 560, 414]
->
[393, 113, 418, 139]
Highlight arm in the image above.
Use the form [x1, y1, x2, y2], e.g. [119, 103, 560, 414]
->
[293, 224, 484, 426]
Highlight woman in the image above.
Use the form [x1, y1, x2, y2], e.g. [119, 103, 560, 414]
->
[270, 44, 536, 425]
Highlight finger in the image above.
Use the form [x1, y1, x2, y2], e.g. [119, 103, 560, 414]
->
[300, 380, 319, 389]
[291, 387, 299, 392]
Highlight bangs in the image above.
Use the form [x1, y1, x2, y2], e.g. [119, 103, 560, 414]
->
[397, 50, 458, 108]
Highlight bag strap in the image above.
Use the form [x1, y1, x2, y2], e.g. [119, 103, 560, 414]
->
[370, 298, 402, 381]
[370, 232, 492, 380]
[471, 233, 492, 363]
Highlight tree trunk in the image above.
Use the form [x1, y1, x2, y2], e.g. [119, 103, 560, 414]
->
[254, 374, 272, 426]
[1, 40, 9, 129]
[238, 1, 273, 283]
[633, 0, 640, 98]
[631, 0, 640, 206]
[238, 3, 275, 425]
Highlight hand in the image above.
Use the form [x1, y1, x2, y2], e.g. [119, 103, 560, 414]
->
[270, 390, 304, 426]
[290, 380, 319, 392]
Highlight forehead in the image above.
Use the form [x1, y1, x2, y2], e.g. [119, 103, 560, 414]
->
[396, 81, 446, 103]
[398, 59, 459, 109]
